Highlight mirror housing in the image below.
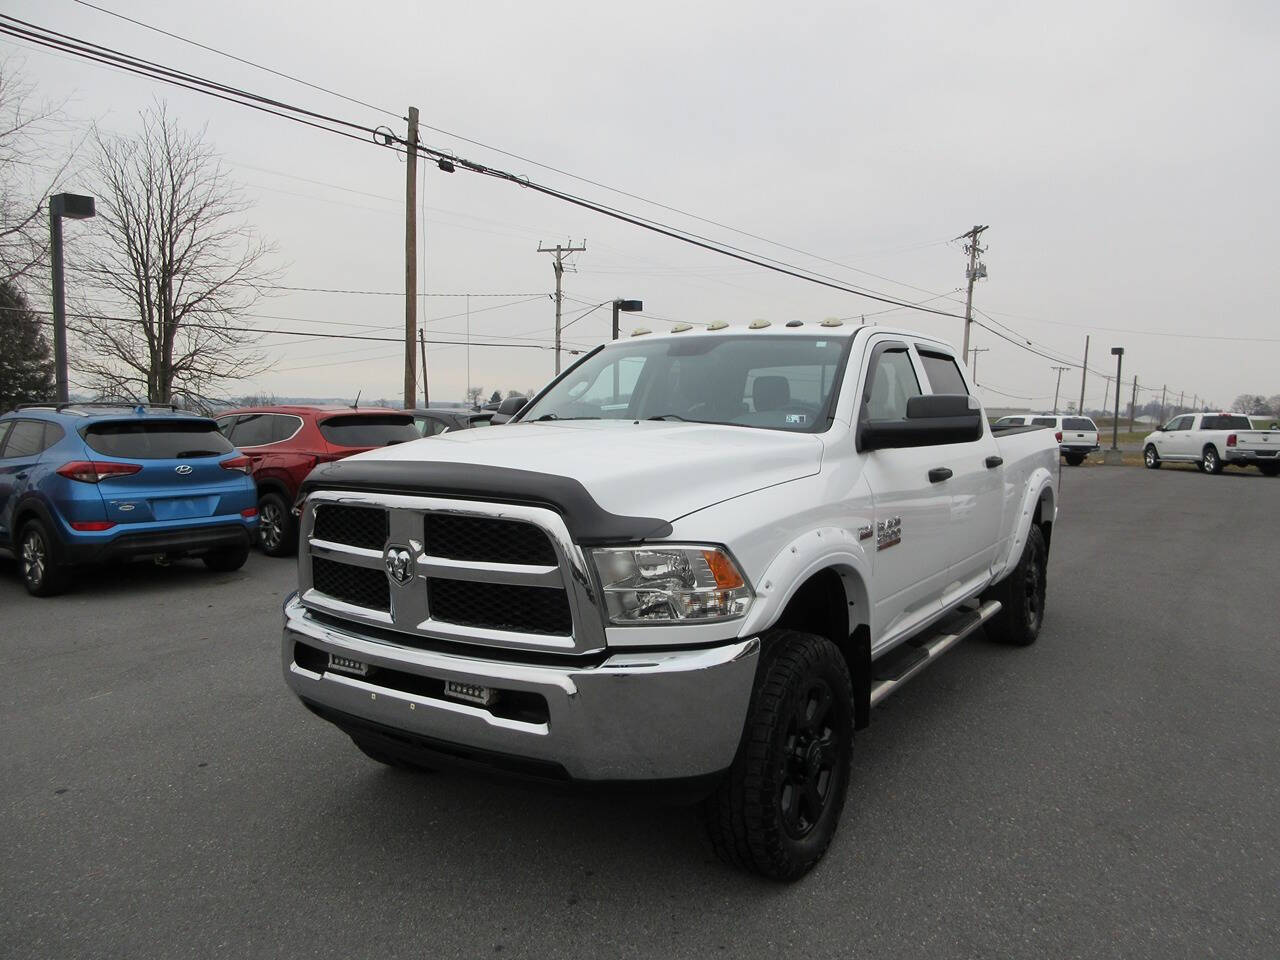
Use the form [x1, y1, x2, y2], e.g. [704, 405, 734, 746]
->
[859, 394, 983, 451]
[492, 395, 528, 424]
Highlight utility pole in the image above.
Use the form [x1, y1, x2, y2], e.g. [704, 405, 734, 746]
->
[1051, 365, 1070, 414]
[1102, 376, 1111, 420]
[538, 241, 586, 374]
[1128, 376, 1138, 433]
[1159, 384, 1167, 425]
[1178, 391, 1184, 415]
[957, 225, 988, 361]
[1078, 335, 1090, 416]
[403, 106, 419, 409]
[969, 346, 989, 384]
[419, 329, 429, 407]
[1192, 393, 1198, 412]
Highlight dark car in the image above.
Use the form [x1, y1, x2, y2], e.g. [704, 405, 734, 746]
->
[214, 406, 419, 556]
[407, 408, 493, 437]
[0, 403, 257, 595]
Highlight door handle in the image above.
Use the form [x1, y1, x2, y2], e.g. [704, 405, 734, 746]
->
[928, 467, 953, 483]
[985, 456, 1003, 468]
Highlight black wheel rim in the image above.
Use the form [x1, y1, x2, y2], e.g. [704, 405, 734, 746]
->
[779, 680, 839, 839]
[21, 530, 45, 587]
[260, 501, 283, 549]
[1024, 545, 1044, 631]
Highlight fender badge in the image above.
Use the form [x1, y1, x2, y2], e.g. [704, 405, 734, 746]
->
[857, 525, 873, 541]
[876, 517, 902, 551]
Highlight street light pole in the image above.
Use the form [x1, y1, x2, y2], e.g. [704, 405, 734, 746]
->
[48, 193, 96, 402]
[1105, 347, 1125, 464]
[611, 299, 642, 398]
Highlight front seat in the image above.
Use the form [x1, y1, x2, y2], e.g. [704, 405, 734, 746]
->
[752, 376, 790, 412]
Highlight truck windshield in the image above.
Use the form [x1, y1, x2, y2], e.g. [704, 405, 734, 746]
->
[520, 335, 852, 433]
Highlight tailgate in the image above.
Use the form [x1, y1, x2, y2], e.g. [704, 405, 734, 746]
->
[1234, 431, 1280, 454]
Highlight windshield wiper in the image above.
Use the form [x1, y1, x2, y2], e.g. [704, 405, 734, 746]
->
[646, 414, 687, 422]
[176, 450, 220, 457]
[530, 414, 600, 422]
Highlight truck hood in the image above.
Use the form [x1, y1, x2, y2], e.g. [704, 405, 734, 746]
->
[336, 420, 824, 528]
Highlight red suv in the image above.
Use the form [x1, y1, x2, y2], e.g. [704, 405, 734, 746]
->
[214, 406, 418, 555]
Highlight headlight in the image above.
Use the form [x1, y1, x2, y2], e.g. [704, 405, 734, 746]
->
[591, 545, 753, 624]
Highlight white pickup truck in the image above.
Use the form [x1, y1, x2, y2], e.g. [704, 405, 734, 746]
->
[1142, 412, 1280, 475]
[281, 324, 1059, 879]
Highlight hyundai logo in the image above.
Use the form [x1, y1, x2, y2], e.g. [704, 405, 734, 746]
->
[384, 546, 414, 585]
[175, 464, 192, 475]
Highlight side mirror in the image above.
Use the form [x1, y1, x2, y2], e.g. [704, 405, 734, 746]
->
[492, 395, 528, 423]
[859, 394, 983, 451]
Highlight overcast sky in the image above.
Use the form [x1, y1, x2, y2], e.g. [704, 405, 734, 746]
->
[8, 0, 1279, 411]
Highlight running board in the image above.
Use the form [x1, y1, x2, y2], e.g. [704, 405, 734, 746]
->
[868, 600, 1003, 708]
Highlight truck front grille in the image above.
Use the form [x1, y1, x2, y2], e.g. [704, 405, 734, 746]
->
[423, 514, 556, 566]
[426, 578, 572, 635]
[298, 491, 603, 654]
[314, 504, 388, 549]
[312, 556, 390, 612]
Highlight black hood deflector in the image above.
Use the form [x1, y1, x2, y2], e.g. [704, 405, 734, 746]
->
[298, 459, 673, 544]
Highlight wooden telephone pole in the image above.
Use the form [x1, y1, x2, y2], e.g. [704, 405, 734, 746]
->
[1051, 366, 1070, 414]
[403, 106, 419, 408]
[1078, 335, 1090, 415]
[538, 241, 586, 374]
[958, 224, 988, 361]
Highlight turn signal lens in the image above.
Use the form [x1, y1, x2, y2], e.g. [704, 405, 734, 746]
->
[57, 461, 142, 483]
[1055, 431, 1063, 442]
[703, 549, 745, 589]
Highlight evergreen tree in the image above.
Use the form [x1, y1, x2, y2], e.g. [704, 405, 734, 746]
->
[0, 281, 53, 411]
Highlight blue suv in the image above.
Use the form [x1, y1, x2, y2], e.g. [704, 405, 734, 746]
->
[0, 403, 258, 596]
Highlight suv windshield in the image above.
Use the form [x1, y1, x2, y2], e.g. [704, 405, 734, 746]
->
[520, 335, 852, 432]
[318, 414, 418, 447]
[83, 420, 234, 459]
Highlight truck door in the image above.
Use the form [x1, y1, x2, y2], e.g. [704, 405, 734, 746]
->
[912, 344, 1003, 599]
[1160, 414, 1195, 459]
[855, 340, 955, 649]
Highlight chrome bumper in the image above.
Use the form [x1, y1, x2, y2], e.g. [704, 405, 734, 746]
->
[282, 596, 760, 781]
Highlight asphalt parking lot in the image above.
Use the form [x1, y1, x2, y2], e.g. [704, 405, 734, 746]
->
[2, 466, 1277, 960]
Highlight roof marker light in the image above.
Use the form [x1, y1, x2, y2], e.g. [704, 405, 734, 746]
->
[707, 321, 729, 331]
[748, 319, 771, 329]
[630, 327, 651, 337]
[786, 320, 803, 328]
[670, 322, 693, 332]
[820, 318, 844, 328]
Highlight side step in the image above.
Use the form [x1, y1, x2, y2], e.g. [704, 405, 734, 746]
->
[868, 600, 1002, 708]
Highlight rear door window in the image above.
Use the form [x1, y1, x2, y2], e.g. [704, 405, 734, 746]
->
[319, 414, 418, 447]
[917, 350, 969, 396]
[229, 414, 279, 447]
[2, 420, 50, 458]
[0, 420, 12, 454]
[83, 420, 234, 459]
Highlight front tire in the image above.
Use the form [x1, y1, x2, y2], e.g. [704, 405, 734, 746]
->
[1201, 445, 1223, 474]
[981, 525, 1047, 647]
[1144, 445, 1161, 469]
[19, 519, 72, 597]
[703, 630, 853, 881]
[257, 492, 297, 557]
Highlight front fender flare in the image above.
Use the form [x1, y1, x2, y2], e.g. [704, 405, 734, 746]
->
[739, 526, 872, 639]
[992, 468, 1056, 583]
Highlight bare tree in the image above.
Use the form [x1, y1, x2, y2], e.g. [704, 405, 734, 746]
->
[465, 385, 484, 408]
[71, 103, 278, 405]
[0, 56, 74, 291]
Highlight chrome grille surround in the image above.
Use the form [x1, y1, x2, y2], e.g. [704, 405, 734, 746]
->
[298, 489, 605, 654]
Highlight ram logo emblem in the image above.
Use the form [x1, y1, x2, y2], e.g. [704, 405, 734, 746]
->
[383, 546, 414, 585]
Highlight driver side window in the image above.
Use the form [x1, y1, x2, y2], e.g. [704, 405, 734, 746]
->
[864, 348, 921, 420]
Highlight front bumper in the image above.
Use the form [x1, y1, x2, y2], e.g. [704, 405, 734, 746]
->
[281, 596, 760, 782]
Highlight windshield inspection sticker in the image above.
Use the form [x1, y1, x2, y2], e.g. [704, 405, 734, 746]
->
[785, 413, 808, 425]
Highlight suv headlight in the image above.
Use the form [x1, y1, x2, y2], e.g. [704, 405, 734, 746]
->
[591, 545, 753, 624]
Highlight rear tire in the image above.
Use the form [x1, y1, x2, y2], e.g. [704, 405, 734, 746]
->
[257, 492, 297, 557]
[203, 543, 250, 572]
[1144, 445, 1161, 469]
[18, 519, 72, 597]
[1065, 454, 1085, 466]
[981, 525, 1047, 647]
[1259, 463, 1279, 477]
[702, 629, 853, 881]
[1201, 445, 1223, 474]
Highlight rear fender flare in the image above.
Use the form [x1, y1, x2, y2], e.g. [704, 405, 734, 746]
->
[739, 528, 872, 640]
[992, 469, 1056, 582]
